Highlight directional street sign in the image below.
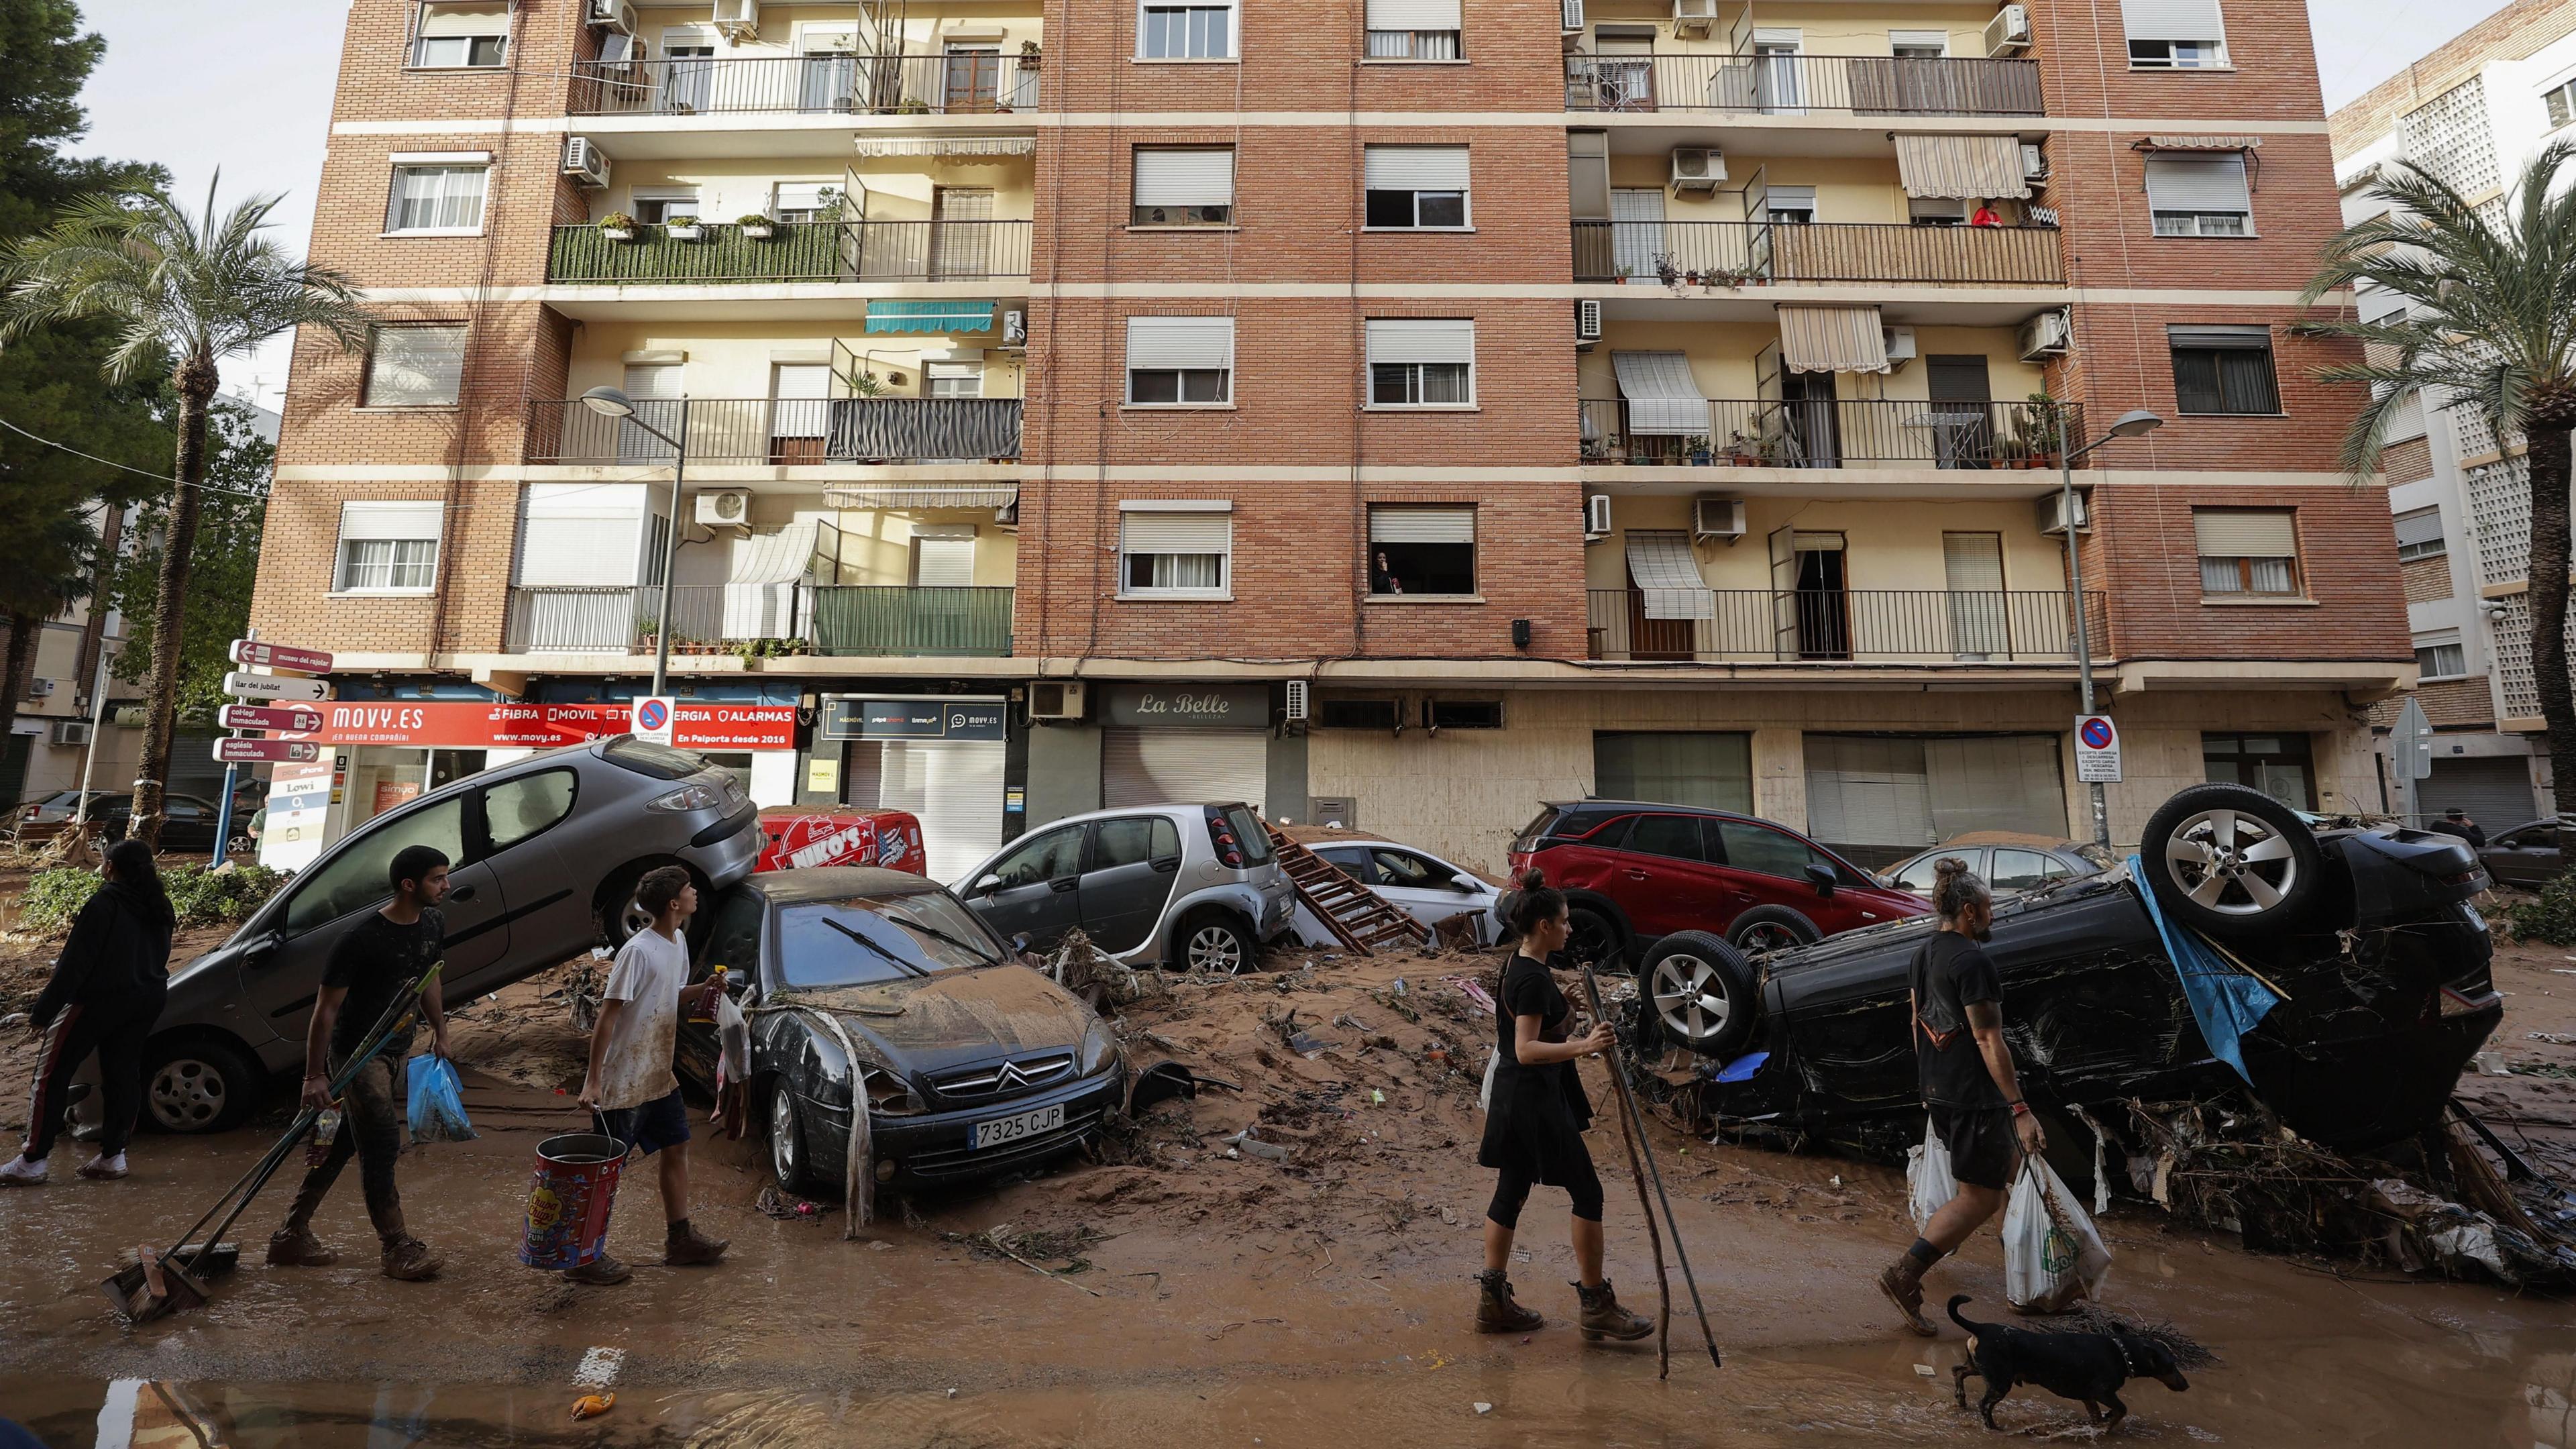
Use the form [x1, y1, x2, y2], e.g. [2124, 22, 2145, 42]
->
[229, 639, 333, 674]
[223, 672, 331, 703]
[213, 739, 320, 763]
[217, 702, 324, 734]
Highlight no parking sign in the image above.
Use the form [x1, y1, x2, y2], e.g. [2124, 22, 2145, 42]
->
[631, 696, 677, 747]
[2075, 714, 2122, 783]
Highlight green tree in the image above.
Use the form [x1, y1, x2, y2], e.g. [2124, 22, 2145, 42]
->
[109, 399, 270, 731]
[0, 182, 372, 845]
[2298, 139, 2576, 835]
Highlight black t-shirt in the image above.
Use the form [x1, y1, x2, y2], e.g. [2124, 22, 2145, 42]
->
[1498, 955, 1573, 1064]
[1909, 930, 2005, 1109]
[322, 908, 445, 1060]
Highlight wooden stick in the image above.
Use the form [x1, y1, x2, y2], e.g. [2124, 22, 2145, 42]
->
[2202, 936, 2294, 1002]
[1605, 1053, 1672, 1378]
[1579, 964, 1722, 1371]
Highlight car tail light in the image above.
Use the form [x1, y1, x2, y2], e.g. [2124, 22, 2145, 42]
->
[1205, 808, 1246, 869]
[646, 782, 728, 813]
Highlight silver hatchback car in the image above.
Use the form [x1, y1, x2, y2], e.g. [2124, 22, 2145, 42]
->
[134, 737, 763, 1133]
[951, 802, 1297, 972]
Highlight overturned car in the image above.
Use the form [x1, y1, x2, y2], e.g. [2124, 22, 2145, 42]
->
[1633, 784, 2504, 1165]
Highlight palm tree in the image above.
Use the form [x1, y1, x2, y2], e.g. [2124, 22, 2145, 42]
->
[0, 178, 372, 846]
[2300, 138, 2576, 834]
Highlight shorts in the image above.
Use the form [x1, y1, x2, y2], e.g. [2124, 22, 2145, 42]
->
[598, 1089, 691, 1157]
[1930, 1103, 2017, 1191]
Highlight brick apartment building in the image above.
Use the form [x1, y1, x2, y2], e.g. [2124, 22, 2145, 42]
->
[250, 0, 2406, 885]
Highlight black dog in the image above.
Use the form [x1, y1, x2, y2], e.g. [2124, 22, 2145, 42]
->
[1947, 1296, 2190, 1432]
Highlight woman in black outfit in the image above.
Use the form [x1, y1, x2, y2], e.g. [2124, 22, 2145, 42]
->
[1475, 869, 1654, 1340]
[3, 840, 174, 1185]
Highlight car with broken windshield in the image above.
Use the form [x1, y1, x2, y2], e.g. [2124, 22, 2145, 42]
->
[679, 867, 1126, 1195]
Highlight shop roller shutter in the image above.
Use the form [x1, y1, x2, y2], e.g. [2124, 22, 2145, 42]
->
[1101, 729, 1267, 814]
[849, 738, 1006, 881]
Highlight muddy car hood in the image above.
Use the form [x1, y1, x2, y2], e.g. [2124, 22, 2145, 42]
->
[775, 965, 1097, 1071]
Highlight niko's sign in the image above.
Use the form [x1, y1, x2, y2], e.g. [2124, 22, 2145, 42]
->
[1104, 684, 1268, 729]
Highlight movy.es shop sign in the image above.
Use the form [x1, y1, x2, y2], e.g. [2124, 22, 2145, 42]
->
[822, 698, 1008, 742]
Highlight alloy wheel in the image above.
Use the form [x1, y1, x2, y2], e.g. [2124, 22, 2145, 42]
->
[1187, 924, 1244, 974]
[1737, 922, 1801, 954]
[1650, 953, 1731, 1046]
[149, 1058, 226, 1132]
[770, 1087, 798, 1184]
[2160, 806, 2300, 916]
[1567, 913, 1616, 966]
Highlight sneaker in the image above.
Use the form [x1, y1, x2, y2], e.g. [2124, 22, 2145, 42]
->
[0, 1155, 46, 1187]
[76, 1152, 128, 1181]
[564, 1250, 631, 1286]
[380, 1236, 443, 1282]
[664, 1222, 729, 1267]
[265, 1226, 337, 1267]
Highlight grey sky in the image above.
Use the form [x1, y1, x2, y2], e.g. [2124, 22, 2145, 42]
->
[66, 0, 2494, 405]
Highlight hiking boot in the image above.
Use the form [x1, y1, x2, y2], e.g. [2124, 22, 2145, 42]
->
[664, 1221, 729, 1267]
[266, 1226, 337, 1267]
[0, 1155, 46, 1187]
[1575, 1279, 1654, 1342]
[1877, 1252, 1937, 1338]
[564, 1251, 631, 1286]
[76, 1152, 128, 1181]
[1474, 1269, 1544, 1334]
[380, 1236, 443, 1282]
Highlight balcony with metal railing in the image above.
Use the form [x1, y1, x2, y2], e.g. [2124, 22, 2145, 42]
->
[1570, 219, 2061, 285]
[1585, 589, 2108, 664]
[546, 219, 1033, 284]
[570, 53, 1042, 117]
[1564, 52, 2042, 116]
[504, 584, 1015, 658]
[525, 398, 1023, 466]
[1578, 398, 2082, 470]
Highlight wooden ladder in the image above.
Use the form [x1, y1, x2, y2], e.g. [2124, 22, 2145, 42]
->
[1266, 826, 1431, 956]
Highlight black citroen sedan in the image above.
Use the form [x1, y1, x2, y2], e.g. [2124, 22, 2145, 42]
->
[676, 867, 1126, 1195]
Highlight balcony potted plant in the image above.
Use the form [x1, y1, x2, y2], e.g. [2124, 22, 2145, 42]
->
[739, 213, 776, 240]
[664, 215, 706, 242]
[1684, 433, 1713, 466]
[598, 211, 638, 243]
[2025, 390, 2065, 468]
[1018, 39, 1042, 70]
[1726, 430, 1758, 467]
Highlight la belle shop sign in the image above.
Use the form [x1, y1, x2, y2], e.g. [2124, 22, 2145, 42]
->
[1106, 685, 1268, 729]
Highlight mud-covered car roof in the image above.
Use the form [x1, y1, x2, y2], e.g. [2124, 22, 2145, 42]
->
[741, 866, 948, 903]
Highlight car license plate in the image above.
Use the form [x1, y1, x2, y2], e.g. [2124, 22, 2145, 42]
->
[972, 1102, 1065, 1150]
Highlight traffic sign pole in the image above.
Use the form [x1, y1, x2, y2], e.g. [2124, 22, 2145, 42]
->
[211, 629, 254, 865]
[218, 634, 335, 865]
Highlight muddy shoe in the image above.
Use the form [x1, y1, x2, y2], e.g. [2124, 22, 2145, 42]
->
[1575, 1279, 1654, 1342]
[664, 1221, 729, 1267]
[564, 1251, 631, 1286]
[266, 1227, 336, 1267]
[1475, 1269, 1544, 1334]
[380, 1236, 443, 1282]
[76, 1152, 128, 1181]
[0, 1155, 46, 1187]
[1877, 1252, 1937, 1338]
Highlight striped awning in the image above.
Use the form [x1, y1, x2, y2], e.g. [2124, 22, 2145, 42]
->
[855, 136, 1036, 158]
[1893, 134, 2031, 200]
[1611, 351, 1709, 435]
[825, 484, 1020, 510]
[1625, 530, 1713, 621]
[727, 524, 820, 586]
[865, 300, 996, 334]
[1777, 305, 1890, 374]
[2134, 135, 2263, 151]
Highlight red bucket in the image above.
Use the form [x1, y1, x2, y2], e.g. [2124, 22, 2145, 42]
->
[520, 1132, 627, 1270]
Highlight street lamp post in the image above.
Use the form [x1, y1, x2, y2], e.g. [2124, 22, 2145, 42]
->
[578, 386, 689, 696]
[2052, 402, 2164, 847]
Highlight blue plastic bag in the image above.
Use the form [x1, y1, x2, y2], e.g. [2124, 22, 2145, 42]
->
[406, 1054, 477, 1143]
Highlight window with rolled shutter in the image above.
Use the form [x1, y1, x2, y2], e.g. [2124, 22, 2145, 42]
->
[1366, 0, 1462, 58]
[385, 164, 487, 232]
[364, 324, 468, 406]
[1367, 504, 1474, 595]
[1120, 507, 1232, 595]
[1364, 146, 1470, 227]
[1366, 319, 1474, 407]
[912, 533, 976, 588]
[2121, 0, 2228, 66]
[517, 483, 651, 588]
[1126, 317, 1234, 404]
[2393, 506, 2445, 561]
[1133, 148, 1236, 225]
[2167, 324, 2279, 415]
[2192, 508, 2300, 595]
[412, 1, 510, 66]
[336, 501, 443, 592]
[2145, 154, 2253, 235]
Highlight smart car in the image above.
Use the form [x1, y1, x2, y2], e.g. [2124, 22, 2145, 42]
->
[951, 803, 1297, 973]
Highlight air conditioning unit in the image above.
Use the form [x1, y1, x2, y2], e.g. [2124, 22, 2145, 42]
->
[50, 720, 91, 747]
[2018, 308, 2072, 360]
[696, 489, 753, 528]
[1283, 679, 1311, 722]
[1575, 299, 1603, 344]
[1030, 680, 1087, 721]
[2036, 490, 2092, 535]
[1670, 147, 1725, 193]
[1985, 3, 2031, 54]
[2021, 142, 2048, 182]
[1003, 309, 1027, 345]
[562, 136, 612, 189]
[711, 0, 760, 42]
[585, 0, 636, 36]
[1671, 0, 1717, 38]
[1883, 326, 1918, 367]
[24, 677, 54, 699]
[1692, 496, 1746, 541]
[1585, 494, 1613, 538]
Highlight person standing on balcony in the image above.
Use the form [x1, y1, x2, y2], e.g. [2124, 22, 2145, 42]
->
[1969, 201, 2002, 228]
[1371, 550, 1403, 596]
[1472, 869, 1653, 1342]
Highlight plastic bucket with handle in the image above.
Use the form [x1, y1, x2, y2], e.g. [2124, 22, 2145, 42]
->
[520, 1132, 627, 1270]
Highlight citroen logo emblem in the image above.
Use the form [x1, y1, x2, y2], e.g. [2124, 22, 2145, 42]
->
[994, 1061, 1033, 1089]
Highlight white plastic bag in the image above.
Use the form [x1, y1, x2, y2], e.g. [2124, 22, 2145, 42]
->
[2004, 1157, 2113, 1313]
[1907, 1116, 1958, 1232]
[1479, 1047, 1500, 1112]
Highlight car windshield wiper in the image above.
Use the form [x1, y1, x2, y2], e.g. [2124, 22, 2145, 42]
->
[818, 916, 929, 979]
[894, 913, 1002, 966]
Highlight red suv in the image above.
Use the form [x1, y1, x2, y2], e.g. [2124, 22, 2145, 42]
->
[1507, 800, 1931, 963]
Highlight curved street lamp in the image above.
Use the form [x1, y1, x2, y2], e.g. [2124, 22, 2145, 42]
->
[2055, 404, 2163, 846]
[582, 386, 688, 694]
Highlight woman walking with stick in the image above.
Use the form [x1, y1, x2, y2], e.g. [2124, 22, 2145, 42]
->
[1474, 869, 1653, 1341]
[4, 840, 175, 1185]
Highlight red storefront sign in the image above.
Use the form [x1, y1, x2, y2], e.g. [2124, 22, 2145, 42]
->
[284, 701, 798, 751]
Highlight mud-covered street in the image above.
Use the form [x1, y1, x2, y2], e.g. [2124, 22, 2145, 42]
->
[5, 942, 2576, 1447]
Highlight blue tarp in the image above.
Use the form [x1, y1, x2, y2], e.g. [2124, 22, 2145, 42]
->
[864, 299, 995, 334]
[2125, 854, 2281, 1084]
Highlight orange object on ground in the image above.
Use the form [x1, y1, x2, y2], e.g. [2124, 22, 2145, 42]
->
[572, 1393, 614, 1420]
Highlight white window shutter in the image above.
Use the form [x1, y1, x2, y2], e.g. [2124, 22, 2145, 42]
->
[517, 483, 650, 587]
[1363, 145, 1469, 192]
[1368, 506, 1474, 543]
[1122, 511, 1232, 553]
[1127, 317, 1235, 370]
[368, 325, 468, 405]
[2144, 154, 2249, 212]
[1367, 0, 1462, 28]
[339, 500, 443, 543]
[1134, 148, 1236, 207]
[1365, 318, 1474, 365]
[2192, 508, 2296, 557]
[913, 536, 976, 588]
[2120, 0, 2226, 42]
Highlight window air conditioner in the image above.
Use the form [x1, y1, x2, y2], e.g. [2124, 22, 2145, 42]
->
[1692, 496, 1746, 541]
[50, 720, 90, 747]
[1585, 494, 1613, 538]
[25, 677, 54, 699]
[2035, 490, 2091, 535]
[1575, 299, 1603, 344]
[586, 0, 637, 36]
[2018, 308, 2072, 360]
[1030, 680, 1087, 721]
[1283, 679, 1310, 722]
[1003, 309, 1027, 345]
[1670, 147, 1725, 193]
[1883, 326, 1918, 366]
[2021, 142, 2048, 182]
[695, 490, 753, 528]
[562, 137, 612, 189]
[712, 0, 759, 42]
[1671, 0, 1717, 38]
[1985, 4, 2031, 55]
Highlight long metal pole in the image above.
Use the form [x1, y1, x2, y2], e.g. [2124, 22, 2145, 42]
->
[650, 399, 688, 697]
[71, 635, 117, 825]
[2057, 400, 2110, 848]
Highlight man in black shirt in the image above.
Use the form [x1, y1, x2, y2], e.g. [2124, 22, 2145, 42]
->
[267, 844, 451, 1281]
[2426, 808, 2486, 849]
[1877, 857, 2045, 1336]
